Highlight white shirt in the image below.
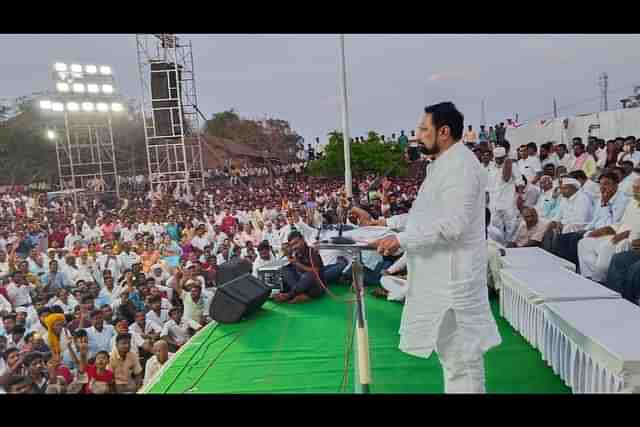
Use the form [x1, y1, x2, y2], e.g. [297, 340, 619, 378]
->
[553, 190, 594, 233]
[517, 156, 542, 182]
[557, 154, 575, 172]
[519, 184, 541, 208]
[0, 293, 12, 313]
[615, 199, 640, 241]
[161, 319, 190, 347]
[143, 353, 175, 386]
[252, 255, 274, 278]
[6, 282, 32, 307]
[620, 173, 639, 198]
[86, 324, 116, 354]
[145, 310, 169, 333]
[487, 162, 519, 211]
[191, 235, 210, 252]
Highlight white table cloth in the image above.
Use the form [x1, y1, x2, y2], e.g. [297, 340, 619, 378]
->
[488, 245, 575, 291]
[542, 299, 640, 393]
[502, 247, 576, 272]
[499, 268, 620, 349]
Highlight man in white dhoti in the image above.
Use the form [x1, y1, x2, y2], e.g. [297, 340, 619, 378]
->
[487, 146, 521, 244]
[362, 102, 502, 393]
[578, 176, 640, 282]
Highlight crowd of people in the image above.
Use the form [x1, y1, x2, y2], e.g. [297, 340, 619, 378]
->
[0, 161, 425, 394]
[480, 134, 640, 305]
[4, 118, 638, 394]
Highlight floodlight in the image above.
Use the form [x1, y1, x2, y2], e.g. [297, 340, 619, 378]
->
[72, 83, 85, 93]
[39, 100, 52, 110]
[71, 64, 83, 73]
[54, 63, 67, 72]
[99, 66, 112, 75]
[67, 102, 79, 112]
[85, 65, 97, 74]
[87, 84, 99, 94]
[46, 130, 57, 140]
[52, 102, 64, 112]
[58, 72, 68, 81]
[101, 84, 114, 94]
[111, 103, 123, 112]
[82, 102, 94, 112]
[56, 82, 70, 92]
[96, 103, 109, 112]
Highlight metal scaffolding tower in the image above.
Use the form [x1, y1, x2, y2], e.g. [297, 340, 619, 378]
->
[40, 62, 123, 198]
[54, 113, 119, 195]
[135, 34, 205, 191]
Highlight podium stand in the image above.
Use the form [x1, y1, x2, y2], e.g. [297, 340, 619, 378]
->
[315, 241, 375, 394]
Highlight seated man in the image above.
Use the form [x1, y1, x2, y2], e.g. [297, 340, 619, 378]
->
[374, 253, 408, 302]
[552, 172, 627, 266]
[578, 176, 640, 282]
[273, 231, 324, 304]
[507, 208, 550, 248]
[542, 177, 593, 253]
[534, 176, 560, 220]
[605, 241, 640, 305]
[252, 240, 275, 278]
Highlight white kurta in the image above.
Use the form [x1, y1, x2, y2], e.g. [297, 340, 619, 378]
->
[390, 142, 502, 361]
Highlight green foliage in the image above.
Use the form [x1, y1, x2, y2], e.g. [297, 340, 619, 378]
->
[308, 130, 408, 177]
[0, 113, 56, 185]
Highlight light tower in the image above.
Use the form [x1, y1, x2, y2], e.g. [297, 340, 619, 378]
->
[135, 34, 205, 192]
[39, 62, 123, 198]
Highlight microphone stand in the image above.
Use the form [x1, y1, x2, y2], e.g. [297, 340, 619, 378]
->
[331, 198, 355, 245]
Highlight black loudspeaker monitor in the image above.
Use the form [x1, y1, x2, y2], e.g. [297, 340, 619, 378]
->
[216, 258, 252, 287]
[209, 274, 271, 323]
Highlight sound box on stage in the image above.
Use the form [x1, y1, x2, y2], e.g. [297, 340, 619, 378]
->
[209, 273, 271, 323]
[216, 258, 253, 287]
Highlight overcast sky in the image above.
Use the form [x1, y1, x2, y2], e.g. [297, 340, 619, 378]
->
[2, 34, 640, 146]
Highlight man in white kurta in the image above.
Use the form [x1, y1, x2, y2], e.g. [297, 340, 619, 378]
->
[370, 103, 502, 393]
[578, 177, 640, 282]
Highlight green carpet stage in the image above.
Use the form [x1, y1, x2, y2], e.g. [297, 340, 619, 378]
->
[143, 286, 571, 394]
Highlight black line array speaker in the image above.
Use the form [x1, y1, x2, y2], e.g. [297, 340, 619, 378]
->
[209, 273, 271, 323]
[150, 62, 183, 137]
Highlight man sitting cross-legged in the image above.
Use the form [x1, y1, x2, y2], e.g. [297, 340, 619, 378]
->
[273, 231, 325, 304]
[578, 176, 640, 282]
[552, 172, 628, 266]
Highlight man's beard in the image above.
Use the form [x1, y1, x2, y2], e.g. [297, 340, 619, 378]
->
[422, 141, 440, 156]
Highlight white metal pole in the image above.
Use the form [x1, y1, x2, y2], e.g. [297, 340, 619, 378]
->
[338, 34, 353, 198]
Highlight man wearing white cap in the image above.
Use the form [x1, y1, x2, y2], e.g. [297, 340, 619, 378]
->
[487, 145, 521, 244]
[548, 177, 593, 234]
[578, 176, 640, 282]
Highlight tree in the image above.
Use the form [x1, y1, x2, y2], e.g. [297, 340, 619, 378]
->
[203, 110, 304, 163]
[308, 130, 408, 177]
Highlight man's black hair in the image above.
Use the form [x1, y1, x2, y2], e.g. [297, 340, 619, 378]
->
[115, 333, 131, 344]
[257, 240, 270, 251]
[621, 160, 634, 169]
[3, 347, 19, 361]
[568, 170, 588, 181]
[12, 325, 25, 336]
[2, 313, 16, 321]
[423, 102, 464, 141]
[599, 172, 620, 185]
[526, 142, 538, 151]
